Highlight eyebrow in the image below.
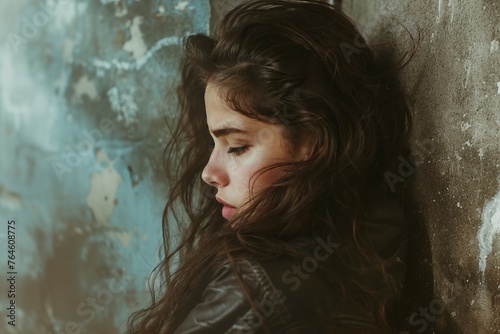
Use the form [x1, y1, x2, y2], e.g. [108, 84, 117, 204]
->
[209, 125, 249, 138]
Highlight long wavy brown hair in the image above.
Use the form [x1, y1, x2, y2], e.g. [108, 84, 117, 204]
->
[126, 0, 416, 332]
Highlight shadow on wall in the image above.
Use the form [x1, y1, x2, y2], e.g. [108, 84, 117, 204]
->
[397, 171, 463, 334]
[342, 0, 500, 332]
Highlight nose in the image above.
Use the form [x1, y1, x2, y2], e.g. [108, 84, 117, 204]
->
[201, 152, 228, 188]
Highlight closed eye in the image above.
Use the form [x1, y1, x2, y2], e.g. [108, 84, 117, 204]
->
[208, 142, 248, 156]
[227, 146, 248, 156]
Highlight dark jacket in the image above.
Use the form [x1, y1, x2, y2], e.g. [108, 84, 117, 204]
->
[172, 196, 408, 333]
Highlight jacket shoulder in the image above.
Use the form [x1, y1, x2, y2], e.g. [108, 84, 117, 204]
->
[174, 251, 390, 333]
[257, 244, 387, 332]
[173, 257, 293, 333]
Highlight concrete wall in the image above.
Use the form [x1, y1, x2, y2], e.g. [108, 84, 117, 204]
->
[342, 0, 500, 332]
[0, 1, 209, 333]
[1, 0, 498, 333]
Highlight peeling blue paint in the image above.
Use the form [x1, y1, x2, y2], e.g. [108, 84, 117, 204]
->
[0, 0, 209, 332]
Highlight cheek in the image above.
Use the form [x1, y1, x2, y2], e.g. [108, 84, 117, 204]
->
[227, 161, 263, 202]
[241, 161, 283, 195]
[235, 165, 259, 195]
[232, 143, 289, 202]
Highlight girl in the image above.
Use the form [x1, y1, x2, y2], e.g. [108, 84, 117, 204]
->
[127, 0, 415, 332]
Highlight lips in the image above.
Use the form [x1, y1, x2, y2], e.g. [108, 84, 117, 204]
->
[216, 196, 235, 208]
[216, 197, 236, 219]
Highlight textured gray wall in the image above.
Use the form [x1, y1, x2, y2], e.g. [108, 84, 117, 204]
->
[343, 0, 500, 332]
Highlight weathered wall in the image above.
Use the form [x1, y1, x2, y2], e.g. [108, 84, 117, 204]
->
[0, 1, 209, 333]
[1, 0, 498, 333]
[342, 0, 500, 332]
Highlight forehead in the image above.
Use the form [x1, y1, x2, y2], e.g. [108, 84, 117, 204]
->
[203, 83, 292, 154]
[204, 83, 257, 130]
[204, 82, 231, 117]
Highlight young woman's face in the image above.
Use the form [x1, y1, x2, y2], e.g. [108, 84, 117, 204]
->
[202, 82, 307, 220]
